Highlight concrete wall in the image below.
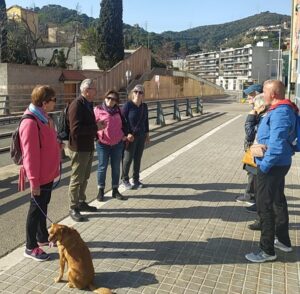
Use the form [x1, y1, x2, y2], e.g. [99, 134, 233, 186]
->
[0, 63, 8, 95]
[143, 74, 223, 100]
[0, 46, 223, 113]
[0, 47, 151, 113]
[35, 46, 82, 69]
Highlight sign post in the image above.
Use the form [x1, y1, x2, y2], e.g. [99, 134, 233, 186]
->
[155, 75, 160, 99]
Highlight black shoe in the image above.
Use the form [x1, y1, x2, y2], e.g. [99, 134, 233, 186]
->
[112, 188, 128, 200]
[132, 180, 144, 189]
[78, 202, 97, 212]
[97, 188, 104, 202]
[248, 220, 261, 231]
[69, 209, 87, 222]
[246, 203, 257, 213]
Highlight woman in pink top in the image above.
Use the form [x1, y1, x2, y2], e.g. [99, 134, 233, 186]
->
[94, 90, 129, 201]
[19, 85, 60, 262]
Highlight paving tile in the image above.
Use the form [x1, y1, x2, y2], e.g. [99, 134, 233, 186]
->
[1, 108, 300, 293]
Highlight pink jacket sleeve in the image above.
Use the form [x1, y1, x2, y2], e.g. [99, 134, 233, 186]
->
[19, 119, 41, 189]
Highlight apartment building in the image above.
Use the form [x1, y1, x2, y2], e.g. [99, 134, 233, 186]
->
[185, 51, 219, 83]
[217, 44, 272, 91]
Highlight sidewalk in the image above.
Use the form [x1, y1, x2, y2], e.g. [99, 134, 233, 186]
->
[1, 113, 300, 294]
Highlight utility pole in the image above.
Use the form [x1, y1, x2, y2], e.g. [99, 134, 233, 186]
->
[145, 21, 150, 49]
[287, 0, 295, 99]
[277, 28, 281, 81]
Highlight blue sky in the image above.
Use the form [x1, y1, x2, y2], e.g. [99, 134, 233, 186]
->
[6, 0, 291, 33]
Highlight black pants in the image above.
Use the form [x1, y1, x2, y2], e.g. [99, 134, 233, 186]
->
[26, 182, 53, 250]
[245, 172, 256, 196]
[122, 134, 145, 182]
[256, 166, 291, 255]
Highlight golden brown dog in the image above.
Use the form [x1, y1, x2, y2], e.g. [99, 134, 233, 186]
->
[48, 223, 112, 294]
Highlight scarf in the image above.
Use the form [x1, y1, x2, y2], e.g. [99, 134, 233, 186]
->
[28, 103, 48, 124]
[101, 102, 120, 115]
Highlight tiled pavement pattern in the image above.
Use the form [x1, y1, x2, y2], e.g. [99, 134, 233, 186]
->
[1, 112, 300, 293]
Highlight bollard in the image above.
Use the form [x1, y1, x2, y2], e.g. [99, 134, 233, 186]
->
[186, 98, 193, 118]
[156, 101, 165, 126]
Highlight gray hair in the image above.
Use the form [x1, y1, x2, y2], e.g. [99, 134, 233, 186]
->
[254, 94, 265, 108]
[80, 79, 95, 93]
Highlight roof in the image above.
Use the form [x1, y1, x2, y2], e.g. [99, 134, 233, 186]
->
[7, 5, 37, 14]
[59, 70, 86, 82]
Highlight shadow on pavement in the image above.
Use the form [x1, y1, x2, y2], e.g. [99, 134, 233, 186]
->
[87, 238, 300, 265]
[87, 201, 257, 222]
[94, 271, 158, 291]
[47, 253, 158, 291]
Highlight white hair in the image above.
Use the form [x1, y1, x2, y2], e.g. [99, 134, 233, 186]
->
[253, 94, 265, 108]
[80, 79, 95, 93]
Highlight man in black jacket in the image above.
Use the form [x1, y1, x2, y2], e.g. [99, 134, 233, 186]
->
[236, 84, 262, 205]
[67, 79, 100, 222]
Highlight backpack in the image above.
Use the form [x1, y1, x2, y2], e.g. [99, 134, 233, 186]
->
[10, 114, 40, 165]
[57, 104, 70, 141]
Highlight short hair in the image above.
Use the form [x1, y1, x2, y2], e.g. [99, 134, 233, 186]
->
[104, 89, 120, 103]
[31, 85, 56, 107]
[132, 84, 145, 93]
[129, 84, 145, 100]
[263, 80, 285, 99]
[80, 79, 95, 93]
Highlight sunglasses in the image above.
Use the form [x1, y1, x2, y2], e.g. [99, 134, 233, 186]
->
[106, 96, 117, 101]
[133, 90, 144, 95]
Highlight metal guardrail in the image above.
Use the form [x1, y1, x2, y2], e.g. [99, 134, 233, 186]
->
[0, 97, 203, 153]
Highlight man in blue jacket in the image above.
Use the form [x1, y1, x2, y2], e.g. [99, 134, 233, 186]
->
[245, 80, 298, 263]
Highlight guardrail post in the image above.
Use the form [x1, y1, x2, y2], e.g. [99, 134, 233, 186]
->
[186, 98, 193, 118]
[173, 99, 181, 121]
[196, 97, 204, 114]
[156, 101, 165, 126]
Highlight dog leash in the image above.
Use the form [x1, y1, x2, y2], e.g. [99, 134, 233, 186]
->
[31, 196, 53, 224]
[30, 162, 62, 224]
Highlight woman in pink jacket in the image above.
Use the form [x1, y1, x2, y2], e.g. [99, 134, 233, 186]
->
[19, 85, 60, 262]
[94, 90, 129, 201]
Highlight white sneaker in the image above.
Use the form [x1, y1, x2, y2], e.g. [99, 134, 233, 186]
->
[122, 180, 132, 190]
[245, 250, 277, 263]
[274, 238, 292, 252]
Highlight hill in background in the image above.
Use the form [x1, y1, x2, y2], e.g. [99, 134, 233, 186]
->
[32, 5, 290, 58]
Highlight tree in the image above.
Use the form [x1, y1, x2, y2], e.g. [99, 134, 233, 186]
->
[157, 41, 175, 63]
[6, 21, 32, 64]
[95, 0, 124, 70]
[0, 0, 8, 62]
[80, 26, 98, 55]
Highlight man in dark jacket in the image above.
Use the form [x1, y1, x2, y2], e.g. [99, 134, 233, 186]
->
[68, 79, 100, 222]
[236, 84, 262, 204]
[245, 80, 297, 262]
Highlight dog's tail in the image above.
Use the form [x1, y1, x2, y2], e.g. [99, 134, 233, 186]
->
[88, 283, 113, 294]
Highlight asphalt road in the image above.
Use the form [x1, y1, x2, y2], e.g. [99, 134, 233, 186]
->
[0, 95, 249, 258]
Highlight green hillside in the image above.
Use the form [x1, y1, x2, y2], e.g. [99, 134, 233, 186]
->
[33, 5, 289, 57]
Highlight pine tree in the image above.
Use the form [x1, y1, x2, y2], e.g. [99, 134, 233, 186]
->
[0, 0, 8, 62]
[95, 0, 124, 70]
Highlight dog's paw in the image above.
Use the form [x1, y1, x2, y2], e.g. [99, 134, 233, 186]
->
[67, 282, 75, 288]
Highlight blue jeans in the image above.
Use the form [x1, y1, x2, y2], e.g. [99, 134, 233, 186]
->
[96, 141, 123, 189]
